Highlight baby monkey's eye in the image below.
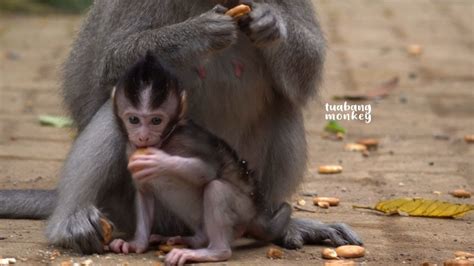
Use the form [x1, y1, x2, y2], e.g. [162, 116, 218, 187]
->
[151, 117, 162, 125]
[129, 116, 140, 124]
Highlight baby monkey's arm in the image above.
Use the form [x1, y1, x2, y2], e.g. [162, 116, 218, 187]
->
[129, 148, 217, 186]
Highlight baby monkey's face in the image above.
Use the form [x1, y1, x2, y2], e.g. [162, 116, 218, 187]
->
[122, 108, 170, 148]
[116, 87, 179, 148]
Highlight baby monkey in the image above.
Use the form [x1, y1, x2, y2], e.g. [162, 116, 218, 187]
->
[111, 54, 269, 265]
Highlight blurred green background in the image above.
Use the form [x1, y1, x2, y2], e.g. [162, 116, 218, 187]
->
[0, 0, 92, 14]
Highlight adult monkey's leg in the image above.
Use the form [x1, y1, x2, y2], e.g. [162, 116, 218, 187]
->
[46, 101, 134, 254]
[255, 100, 363, 248]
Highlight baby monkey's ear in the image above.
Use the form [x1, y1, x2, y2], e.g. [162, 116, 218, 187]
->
[111, 86, 117, 101]
[178, 90, 187, 120]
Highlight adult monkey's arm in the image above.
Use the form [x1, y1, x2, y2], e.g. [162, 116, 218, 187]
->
[64, 2, 238, 131]
[243, 0, 325, 106]
[100, 5, 238, 84]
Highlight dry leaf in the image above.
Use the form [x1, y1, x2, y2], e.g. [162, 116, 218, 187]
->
[366, 77, 399, 99]
[353, 198, 474, 218]
[293, 204, 316, 213]
[333, 77, 399, 101]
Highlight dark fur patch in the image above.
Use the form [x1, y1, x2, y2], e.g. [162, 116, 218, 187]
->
[115, 52, 181, 108]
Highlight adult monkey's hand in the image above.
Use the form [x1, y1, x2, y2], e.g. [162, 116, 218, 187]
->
[238, 0, 287, 47]
[192, 5, 239, 52]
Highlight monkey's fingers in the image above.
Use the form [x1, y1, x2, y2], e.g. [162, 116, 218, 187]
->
[225, 4, 251, 19]
[131, 168, 158, 182]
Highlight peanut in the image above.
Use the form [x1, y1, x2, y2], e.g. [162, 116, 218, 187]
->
[266, 247, 284, 259]
[322, 248, 338, 259]
[318, 165, 343, 174]
[335, 245, 365, 259]
[225, 4, 251, 19]
[450, 189, 472, 198]
[313, 197, 340, 207]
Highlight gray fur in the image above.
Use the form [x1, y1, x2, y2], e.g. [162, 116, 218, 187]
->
[277, 219, 363, 249]
[0, 0, 362, 253]
[0, 190, 57, 219]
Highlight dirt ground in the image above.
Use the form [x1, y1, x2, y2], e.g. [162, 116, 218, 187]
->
[0, 0, 473, 265]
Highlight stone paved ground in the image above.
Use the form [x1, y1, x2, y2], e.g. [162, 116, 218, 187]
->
[0, 0, 473, 265]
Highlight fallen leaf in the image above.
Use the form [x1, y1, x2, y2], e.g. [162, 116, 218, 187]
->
[324, 120, 346, 134]
[39, 115, 73, 128]
[353, 198, 474, 218]
[293, 204, 316, 213]
[333, 77, 399, 101]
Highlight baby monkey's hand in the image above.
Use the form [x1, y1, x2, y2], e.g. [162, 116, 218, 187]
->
[128, 148, 172, 183]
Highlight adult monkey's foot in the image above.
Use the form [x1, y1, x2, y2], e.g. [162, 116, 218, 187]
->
[46, 206, 108, 254]
[275, 218, 363, 249]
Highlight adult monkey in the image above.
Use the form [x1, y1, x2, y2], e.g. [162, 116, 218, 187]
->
[1, 0, 362, 254]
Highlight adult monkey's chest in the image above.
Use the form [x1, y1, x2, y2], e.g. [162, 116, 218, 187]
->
[186, 34, 274, 143]
[120, 0, 274, 140]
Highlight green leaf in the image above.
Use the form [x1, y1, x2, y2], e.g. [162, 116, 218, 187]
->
[38, 115, 73, 128]
[353, 198, 474, 218]
[324, 120, 346, 134]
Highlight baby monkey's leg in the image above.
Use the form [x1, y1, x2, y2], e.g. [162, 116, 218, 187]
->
[165, 180, 254, 265]
[109, 190, 155, 254]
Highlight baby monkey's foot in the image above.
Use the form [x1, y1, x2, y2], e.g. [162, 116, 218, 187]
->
[109, 238, 148, 254]
[165, 248, 231, 266]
